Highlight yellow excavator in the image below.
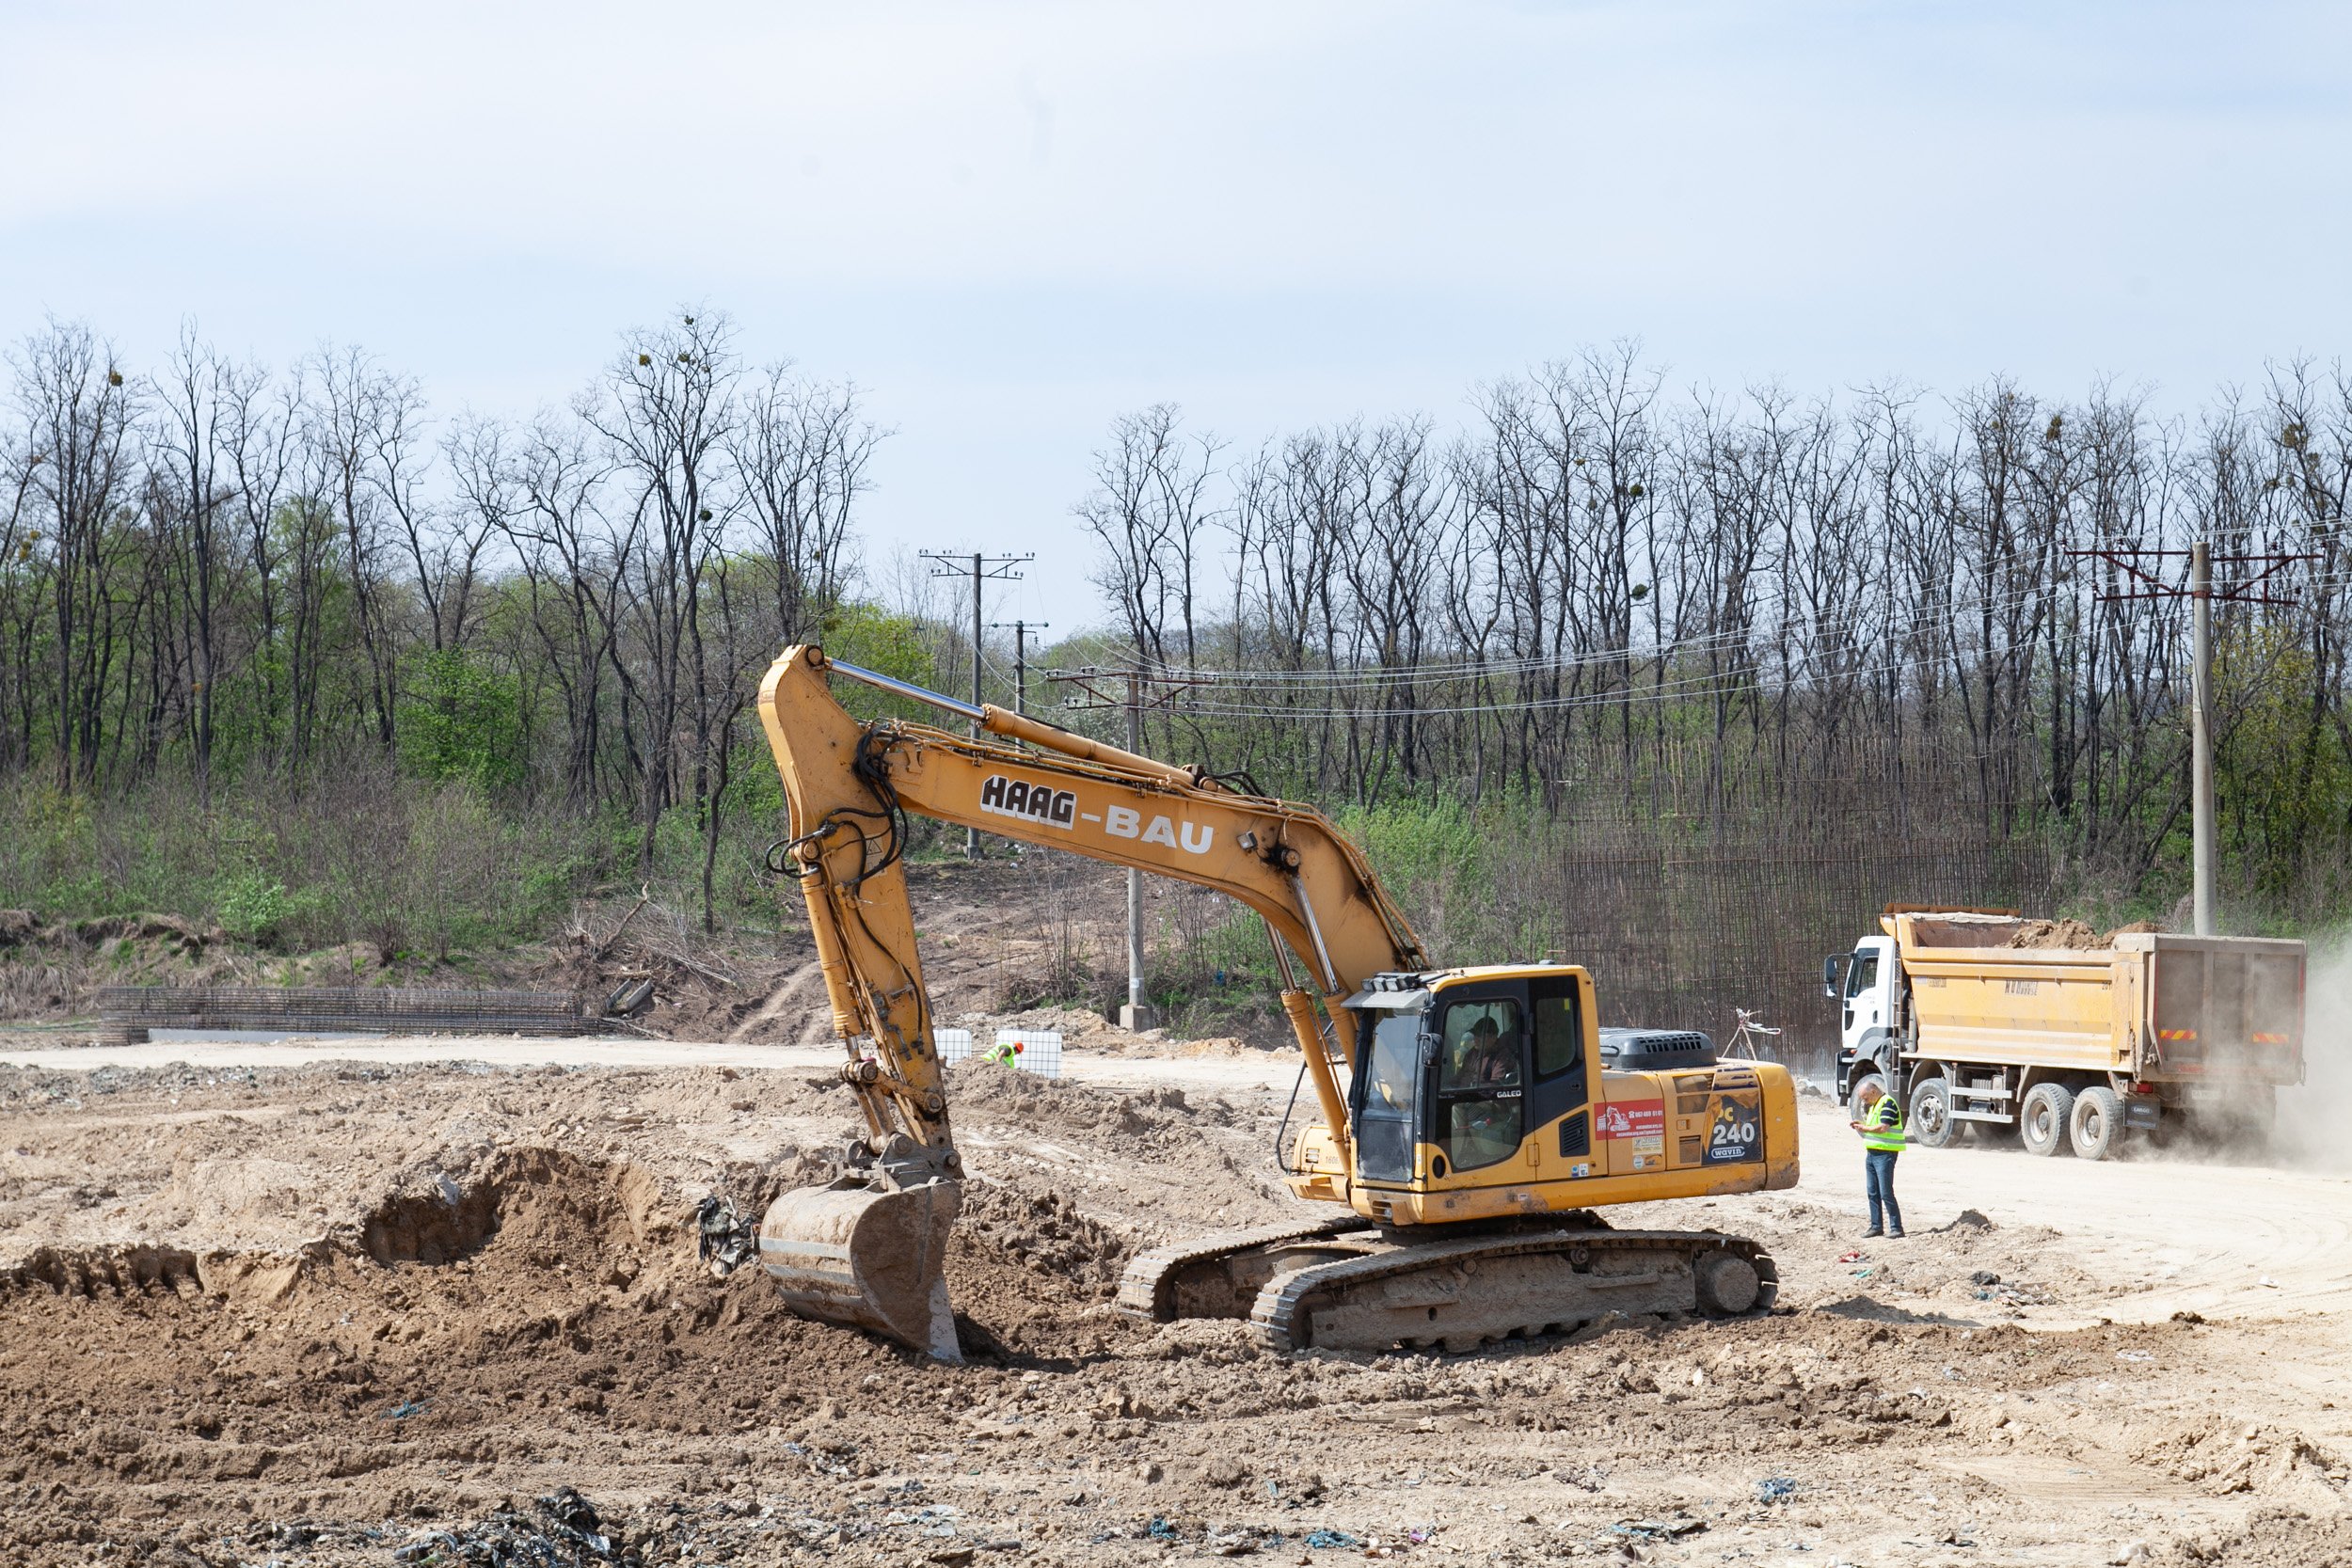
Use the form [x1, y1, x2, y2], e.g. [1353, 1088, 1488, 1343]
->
[752, 645, 1799, 1362]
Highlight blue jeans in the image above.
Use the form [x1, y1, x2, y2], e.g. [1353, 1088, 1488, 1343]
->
[1865, 1150, 1902, 1233]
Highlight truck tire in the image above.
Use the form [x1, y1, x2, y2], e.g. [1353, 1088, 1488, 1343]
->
[2020, 1084, 2074, 1157]
[2068, 1086, 2124, 1161]
[1908, 1078, 1957, 1149]
[1848, 1073, 1887, 1122]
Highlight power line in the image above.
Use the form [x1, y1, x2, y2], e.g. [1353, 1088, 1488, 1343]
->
[985, 619, 1049, 717]
[1100, 556, 2352, 709]
[1116, 548, 2349, 695]
[922, 549, 1031, 859]
[1124, 580, 2065, 691]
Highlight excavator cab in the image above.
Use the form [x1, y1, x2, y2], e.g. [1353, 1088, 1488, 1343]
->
[1294, 965, 1798, 1232]
[1330, 967, 1596, 1207]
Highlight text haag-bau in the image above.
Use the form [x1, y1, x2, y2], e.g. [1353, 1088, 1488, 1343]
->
[977, 772, 1215, 854]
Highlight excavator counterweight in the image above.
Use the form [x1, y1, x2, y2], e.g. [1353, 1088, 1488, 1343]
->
[750, 645, 1799, 1358]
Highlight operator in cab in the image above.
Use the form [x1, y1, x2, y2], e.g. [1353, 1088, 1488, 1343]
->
[1459, 1015, 1518, 1085]
[1442, 1014, 1523, 1166]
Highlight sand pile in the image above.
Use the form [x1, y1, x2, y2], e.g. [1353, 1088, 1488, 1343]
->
[2005, 917, 2165, 950]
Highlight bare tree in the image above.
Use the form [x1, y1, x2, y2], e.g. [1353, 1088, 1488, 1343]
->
[581, 310, 741, 877]
[732, 367, 882, 649]
[10, 319, 141, 788]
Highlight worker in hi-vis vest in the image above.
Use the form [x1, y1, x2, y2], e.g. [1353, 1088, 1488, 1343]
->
[1851, 1082, 1906, 1238]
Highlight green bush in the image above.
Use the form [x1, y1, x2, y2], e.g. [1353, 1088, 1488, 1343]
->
[397, 648, 527, 794]
[216, 869, 294, 943]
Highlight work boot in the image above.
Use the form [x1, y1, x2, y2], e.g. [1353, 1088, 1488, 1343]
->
[1887, 1229, 1906, 1239]
[1860, 1228, 1883, 1239]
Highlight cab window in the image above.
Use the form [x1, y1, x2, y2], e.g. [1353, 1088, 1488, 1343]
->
[1436, 998, 1523, 1173]
[1534, 989, 1581, 1078]
[1845, 951, 1879, 998]
[1350, 1010, 1421, 1184]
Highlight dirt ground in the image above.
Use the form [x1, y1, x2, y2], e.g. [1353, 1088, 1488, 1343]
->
[4, 1026, 2352, 1568]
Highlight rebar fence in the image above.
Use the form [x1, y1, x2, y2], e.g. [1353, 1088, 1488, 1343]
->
[1543, 819, 2058, 1076]
[94, 986, 596, 1044]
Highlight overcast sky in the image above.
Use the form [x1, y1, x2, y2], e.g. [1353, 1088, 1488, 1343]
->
[6, 0, 2349, 625]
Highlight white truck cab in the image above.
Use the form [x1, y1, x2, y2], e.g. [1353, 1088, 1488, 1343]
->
[1823, 934, 1901, 1108]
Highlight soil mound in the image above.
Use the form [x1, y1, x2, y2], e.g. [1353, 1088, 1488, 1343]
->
[942, 1061, 1233, 1151]
[954, 1180, 1132, 1300]
[2005, 917, 2102, 949]
[2005, 917, 2166, 950]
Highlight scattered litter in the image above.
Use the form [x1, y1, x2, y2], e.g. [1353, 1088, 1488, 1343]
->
[1613, 1516, 1708, 1540]
[381, 1398, 429, 1421]
[1756, 1476, 1798, 1504]
[1304, 1528, 1360, 1548]
[1148, 1516, 1184, 1542]
[2117, 1350, 2154, 1363]
[1836, 1251, 1865, 1264]
[695, 1195, 755, 1276]
[1970, 1270, 2001, 1287]
[393, 1486, 622, 1564]
[2258, 1275, 2280, 1289]
[1554, 1463, 1611, 1493]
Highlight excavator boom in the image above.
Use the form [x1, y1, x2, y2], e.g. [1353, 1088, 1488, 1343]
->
[751, 645, 1421, 1357]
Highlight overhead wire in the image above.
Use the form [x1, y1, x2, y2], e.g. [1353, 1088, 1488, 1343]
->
[1116, 553, 2352, 689]
[1123, 564, 2352, 723]
[1123, 579, 2065, 693]
[1120, 550, 2352, 696]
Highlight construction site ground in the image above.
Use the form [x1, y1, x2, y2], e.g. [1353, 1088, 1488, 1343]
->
[4, 1020, 2351, 1568]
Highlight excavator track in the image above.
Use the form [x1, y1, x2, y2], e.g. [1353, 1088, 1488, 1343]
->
[1118, 1216, 1382, 1323]
[1248, 1227, 1778, 1355]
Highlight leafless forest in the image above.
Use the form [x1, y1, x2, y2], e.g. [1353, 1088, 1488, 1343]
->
[7, 312, 2351, 1055]
[1074, 351, 2352, 1041]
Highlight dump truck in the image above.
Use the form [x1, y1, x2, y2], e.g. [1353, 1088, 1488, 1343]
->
[1825, 908, 2305, 1159]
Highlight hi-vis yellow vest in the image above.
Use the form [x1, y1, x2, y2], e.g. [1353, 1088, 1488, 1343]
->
[1862, 1096, 1906, 1151]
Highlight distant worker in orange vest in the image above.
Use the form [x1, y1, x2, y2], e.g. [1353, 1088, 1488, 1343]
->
[1851, 1083, 1906, 1238]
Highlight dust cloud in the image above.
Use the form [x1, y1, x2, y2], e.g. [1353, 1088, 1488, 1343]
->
[2273, 937, 2352, 1168]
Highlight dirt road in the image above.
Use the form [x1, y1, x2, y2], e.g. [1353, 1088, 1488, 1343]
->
[2, 1036, 2349, 1566]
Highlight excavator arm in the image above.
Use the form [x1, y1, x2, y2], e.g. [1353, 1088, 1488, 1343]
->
[750, 644, 1423, 1357]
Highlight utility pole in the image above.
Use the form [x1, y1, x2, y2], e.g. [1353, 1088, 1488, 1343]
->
[2070, 541, 2312, 936]
[2189, 542, 2214, 938]
[985, 620, 1049, 717]
[1124, 669, 1146, 1028]
[922, 550, 1031, 860]
[1043, 662, 1210, 1032]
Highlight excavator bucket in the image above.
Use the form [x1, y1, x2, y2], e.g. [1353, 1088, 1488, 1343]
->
[757, 1177, 963, 1362]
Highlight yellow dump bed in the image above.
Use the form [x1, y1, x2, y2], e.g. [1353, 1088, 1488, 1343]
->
[1885, 912, 2304, 1088]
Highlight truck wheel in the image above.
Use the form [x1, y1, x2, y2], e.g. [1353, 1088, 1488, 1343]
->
[2020, 1084, 2074, 1157]
[1848, 1073, 1887, 1121]
[1908, 1078, 1957, 1149]
[2068, 1086, 2124, 1160]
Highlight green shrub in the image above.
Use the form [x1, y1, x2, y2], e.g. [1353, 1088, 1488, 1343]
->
[397, 648, 527, 794]
[216, 869, 294, 943]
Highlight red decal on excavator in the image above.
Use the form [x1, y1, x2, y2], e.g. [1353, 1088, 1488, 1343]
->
[1595, 1100, 1665, 1140]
